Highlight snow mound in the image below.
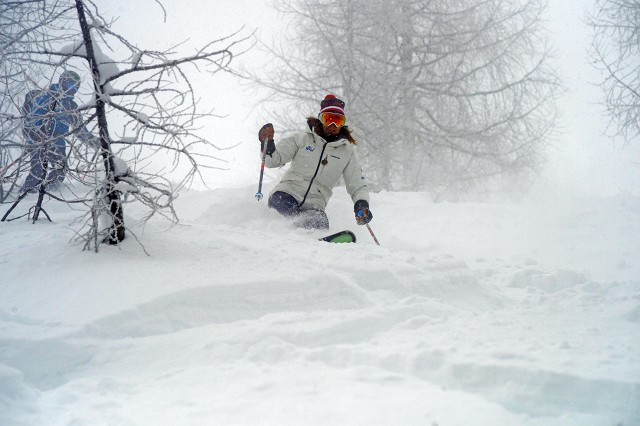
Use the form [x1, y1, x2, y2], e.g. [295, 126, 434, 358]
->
[0, 186, 638, 425]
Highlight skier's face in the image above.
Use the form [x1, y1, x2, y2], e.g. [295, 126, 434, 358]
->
[62, 80, 79, 95]
[319, 112, 345, 136]
[322, 123, 341, 136]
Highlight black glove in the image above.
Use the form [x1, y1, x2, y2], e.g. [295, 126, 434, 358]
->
[354, 199, 373, 225]
[260, 139, 276, 157]
[258, 123, 275, 156]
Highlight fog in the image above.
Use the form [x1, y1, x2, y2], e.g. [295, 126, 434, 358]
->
[542, 0, 640, 197]
[97, 0, 639, 197]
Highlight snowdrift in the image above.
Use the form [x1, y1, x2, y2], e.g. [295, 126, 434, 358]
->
[0, 186, 638, 425]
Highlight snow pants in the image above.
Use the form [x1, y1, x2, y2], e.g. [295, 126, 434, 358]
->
[22, 141, 66, 192]
[268, 191, 329, 230]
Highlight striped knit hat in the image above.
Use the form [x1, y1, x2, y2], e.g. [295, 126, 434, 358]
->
[320, 94, 345, 115]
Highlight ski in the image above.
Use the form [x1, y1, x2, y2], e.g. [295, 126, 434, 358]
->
[319, 230, 356, 243]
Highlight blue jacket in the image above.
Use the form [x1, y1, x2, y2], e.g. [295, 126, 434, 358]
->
[24, 84, 97, 149]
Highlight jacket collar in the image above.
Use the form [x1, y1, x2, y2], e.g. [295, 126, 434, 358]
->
[306, 127, 350, 147]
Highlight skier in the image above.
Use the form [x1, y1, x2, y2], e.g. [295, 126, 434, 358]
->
[21, 70, 99, 193]
[258, 94, 373, 230]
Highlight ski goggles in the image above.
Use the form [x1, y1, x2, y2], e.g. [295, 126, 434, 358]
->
[319, 112, 346, 128]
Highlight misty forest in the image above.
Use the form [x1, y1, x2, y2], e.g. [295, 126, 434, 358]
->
[1, 0, 637, 244]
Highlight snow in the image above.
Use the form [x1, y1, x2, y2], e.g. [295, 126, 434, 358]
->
[135, 112, 150, 125]
[1, 184, 638, 425]
[60, 41, 121, 86]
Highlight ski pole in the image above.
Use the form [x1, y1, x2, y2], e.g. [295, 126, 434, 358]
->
[365, 223, 380, 245]
[255, 135, 269, 201]
[358, 210, 380, 245]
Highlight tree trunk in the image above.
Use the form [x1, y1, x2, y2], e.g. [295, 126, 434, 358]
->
[75, 0, 125, 245]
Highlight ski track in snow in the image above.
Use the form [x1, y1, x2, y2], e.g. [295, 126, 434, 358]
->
[0, 186, 639, 425]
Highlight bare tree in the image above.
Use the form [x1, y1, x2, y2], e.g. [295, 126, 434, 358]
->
[249, 0, 558, 198]
[1, 0, 250, 251]
[0, 0, 75, 202]
[589, 0, 640, 142]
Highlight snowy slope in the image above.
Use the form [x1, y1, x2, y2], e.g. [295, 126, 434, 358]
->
[0, 186, 639, 425]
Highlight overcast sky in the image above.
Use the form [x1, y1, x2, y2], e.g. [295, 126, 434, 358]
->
[95, 0, 639, 197]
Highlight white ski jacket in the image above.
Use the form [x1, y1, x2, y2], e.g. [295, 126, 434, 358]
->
[265, 122, 369, 211]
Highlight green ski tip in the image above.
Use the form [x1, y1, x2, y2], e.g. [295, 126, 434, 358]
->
[319, 230, 356, 243]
